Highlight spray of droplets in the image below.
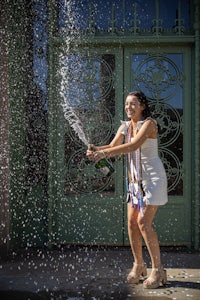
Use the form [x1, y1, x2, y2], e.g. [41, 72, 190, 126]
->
[59, 1, 89, 146]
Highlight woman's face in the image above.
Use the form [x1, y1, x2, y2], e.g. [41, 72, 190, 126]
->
[125, 95, 144, 120]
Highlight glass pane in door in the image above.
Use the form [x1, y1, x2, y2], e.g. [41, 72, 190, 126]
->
[131, 53, 183, 196]
[62, 53, 116, 196]
[54, 49, 124, 245]
[124, 48, 191, 245]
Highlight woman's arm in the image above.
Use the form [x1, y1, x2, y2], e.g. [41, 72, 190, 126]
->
[94, 119, 157, 160]
[88, 123, 125, 151]
[87, 123, 125, 159]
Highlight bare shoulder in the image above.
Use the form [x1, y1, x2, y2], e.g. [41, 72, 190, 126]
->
[142, 118, 158, 137]
[144, 117, 157, 126]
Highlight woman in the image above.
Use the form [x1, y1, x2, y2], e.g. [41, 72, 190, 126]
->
[87, 91, 168, 289]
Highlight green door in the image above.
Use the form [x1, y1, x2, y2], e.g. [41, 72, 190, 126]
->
[48, 44, 192, 246]
[48, 46, 125, 245]
[124, 46, 192, 245]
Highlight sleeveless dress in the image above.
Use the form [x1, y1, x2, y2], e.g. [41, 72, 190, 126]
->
[121, 120, 168, 206]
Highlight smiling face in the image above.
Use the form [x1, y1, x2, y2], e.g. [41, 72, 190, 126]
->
[125, 95, 145, 121]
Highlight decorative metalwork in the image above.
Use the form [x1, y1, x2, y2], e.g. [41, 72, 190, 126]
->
[132, 54, 183, 100]
[66, 149, 113, 194]
[59, 0, 192, 36]
[173, 0, 185, 35]
[25, 0, 48, 190]
[151, 102, 182, 147]
[64, 55, 114, 107]
[152, 0, 163, 35]
[159, 148, 183, 194]
[33, 0, 48, 109]
[58, 1, 191, 195]
[64, 54, 115, 194]
[68, 104, 113, 146]
[132, 53, 183, 195]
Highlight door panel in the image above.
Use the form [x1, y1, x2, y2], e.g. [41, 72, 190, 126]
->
[124, 47, 191, 245]
[50, 47, 125, 245]
[49, 46, 192, 246]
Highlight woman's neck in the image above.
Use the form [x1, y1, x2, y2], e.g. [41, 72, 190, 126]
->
[131, 118, 144, 128]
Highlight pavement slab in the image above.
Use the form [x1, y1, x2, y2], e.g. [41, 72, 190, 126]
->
[0, 246, 200, 300]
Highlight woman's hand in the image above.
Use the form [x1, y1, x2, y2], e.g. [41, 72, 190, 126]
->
[88, 144, 96, 151]
[86, 146, 107, 163]
[86, 144, 97, 161]
[92, 150, 107, 163]
[86, 149, 94, 161]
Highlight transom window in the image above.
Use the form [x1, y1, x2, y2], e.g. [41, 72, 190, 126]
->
[59, 0, 192, 34]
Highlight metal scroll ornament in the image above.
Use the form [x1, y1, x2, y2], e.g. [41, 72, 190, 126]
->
[132, 54, 183, 195]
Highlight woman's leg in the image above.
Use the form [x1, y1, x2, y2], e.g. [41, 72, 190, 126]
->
[127, 203, 148, 282]
[127, 203, 144, 265]
[137, 205, 167, 288]
[137, 205, 161, 268]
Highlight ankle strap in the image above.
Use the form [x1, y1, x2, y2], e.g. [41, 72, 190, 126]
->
[133, 262, 146, 267]
[152, 265, 165, 271]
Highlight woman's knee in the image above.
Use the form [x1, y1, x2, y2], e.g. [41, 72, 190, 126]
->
[127, 216, 138, 231]
[137, 205, 158, 232]
[137, 217, 151, 232]
[127, 206, 138, 229]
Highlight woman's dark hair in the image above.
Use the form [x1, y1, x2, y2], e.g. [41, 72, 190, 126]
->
[128, 90, 151, 118]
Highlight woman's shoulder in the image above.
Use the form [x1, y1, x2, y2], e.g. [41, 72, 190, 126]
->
[138, 117, 157, 128]
[119, 118, 157, 135]
[137, 118, 158, 138]
[139, 117, 157, 124]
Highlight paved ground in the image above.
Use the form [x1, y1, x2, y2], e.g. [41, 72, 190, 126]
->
[0, 246, 200, 300]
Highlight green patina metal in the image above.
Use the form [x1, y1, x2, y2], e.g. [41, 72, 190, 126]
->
[1, 0, 199, 253]
[46, 0, 199, 248]
[193, 0, 200, 250]
[8, 0, 31, 249]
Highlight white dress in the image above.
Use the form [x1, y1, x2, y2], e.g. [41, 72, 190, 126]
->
[121, 120, 168, 206]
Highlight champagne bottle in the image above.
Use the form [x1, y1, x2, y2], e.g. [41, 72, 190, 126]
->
[88, 145, 115, 177]
[95, 157, 115, 177]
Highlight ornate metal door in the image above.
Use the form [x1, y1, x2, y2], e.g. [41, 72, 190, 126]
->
[49, 45, 192, 246]
[48, 47, 125, 245]
[124, 47, 192, 245]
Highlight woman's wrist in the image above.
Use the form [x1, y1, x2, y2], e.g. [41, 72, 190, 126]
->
[99, 150, 107, 158]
